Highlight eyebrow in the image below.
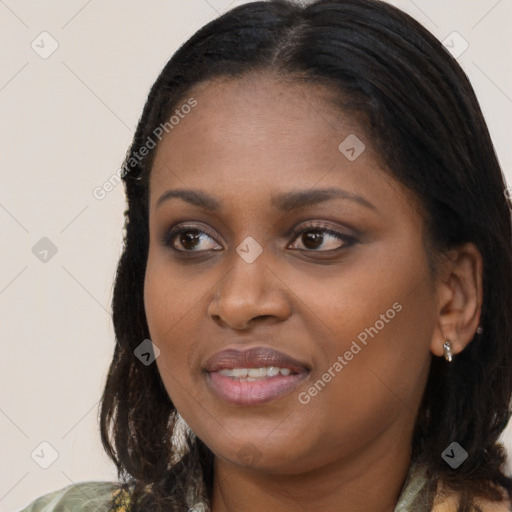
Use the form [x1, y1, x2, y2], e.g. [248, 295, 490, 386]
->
[155, 187, 376, 212]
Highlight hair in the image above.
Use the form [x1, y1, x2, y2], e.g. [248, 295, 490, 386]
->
[99, 1, 512, 510]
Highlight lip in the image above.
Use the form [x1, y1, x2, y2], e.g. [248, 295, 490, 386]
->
[204, 346, 310, 406]
[204, 346, 309, 372]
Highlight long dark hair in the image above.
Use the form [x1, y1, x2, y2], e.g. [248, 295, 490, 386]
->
[99, 1, 512, 510]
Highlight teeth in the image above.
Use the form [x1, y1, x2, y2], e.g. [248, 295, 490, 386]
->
[217, 366, 295, 380]
[248, 368, 267, 378]
[267, 366, 280, 377]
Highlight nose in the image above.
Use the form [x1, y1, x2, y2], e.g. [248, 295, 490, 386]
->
[207, 249, 292, 330]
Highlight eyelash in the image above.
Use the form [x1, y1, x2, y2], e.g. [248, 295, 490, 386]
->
[161, 222, 357, 255]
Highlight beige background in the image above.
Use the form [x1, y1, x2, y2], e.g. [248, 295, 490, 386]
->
[1, 0, 511, 510]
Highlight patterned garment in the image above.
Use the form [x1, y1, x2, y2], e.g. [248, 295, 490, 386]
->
[16, 463, 429, 512]
[111, 488, 131, 512]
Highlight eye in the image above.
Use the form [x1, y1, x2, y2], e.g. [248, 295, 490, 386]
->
[288, 223, 356, 252]
[162, 225, 223, 252]
[162, 222, 356, 254]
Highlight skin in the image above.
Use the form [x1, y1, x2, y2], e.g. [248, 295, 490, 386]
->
[143, 72, 483, 512]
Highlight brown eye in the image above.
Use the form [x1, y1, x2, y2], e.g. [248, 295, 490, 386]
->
[163, 226, 222, 252]
[177, 230, 202, 250]
[301, 230, 326, 250]
[288, 226, 356, 252]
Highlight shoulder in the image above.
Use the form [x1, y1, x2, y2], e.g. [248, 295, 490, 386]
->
[16, 481, 128, 512]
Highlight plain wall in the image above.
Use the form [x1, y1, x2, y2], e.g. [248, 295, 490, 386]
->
[1, 0, 511, 510]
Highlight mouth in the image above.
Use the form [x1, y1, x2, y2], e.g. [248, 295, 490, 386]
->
[204, 346, 310, 406]
[217, 366, 297, 380]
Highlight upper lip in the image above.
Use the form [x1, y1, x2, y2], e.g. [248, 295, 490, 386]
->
[204, 346, 309, 373]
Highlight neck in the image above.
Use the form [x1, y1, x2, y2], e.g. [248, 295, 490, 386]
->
[210, 419, 414, 512]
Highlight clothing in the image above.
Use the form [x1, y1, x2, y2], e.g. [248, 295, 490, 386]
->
[16, 464, 429, 512]
[16, 482, 122, 512]
[15, 464, 511, 512]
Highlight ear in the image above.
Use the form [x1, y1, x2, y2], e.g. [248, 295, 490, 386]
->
[430, 242, 483, 358]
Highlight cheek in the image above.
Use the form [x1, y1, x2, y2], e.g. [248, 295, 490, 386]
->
[287, 285, 435, 466]
[143, 256, 201, 395]
[301, 256, 435, 421]
[144, 250, 206, 339]
[291, 236, 436, 404]
[285, 233, 434, 349]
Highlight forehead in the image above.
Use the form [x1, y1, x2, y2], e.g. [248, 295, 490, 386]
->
[148, 72, 416, 218]
[179, 72, 362, 151]
[152, 74, 367, 175]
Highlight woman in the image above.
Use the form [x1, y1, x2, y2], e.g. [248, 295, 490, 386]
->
[19, 0, 512, 510]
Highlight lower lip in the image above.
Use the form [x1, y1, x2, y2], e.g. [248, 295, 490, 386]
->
[206, 371, 308, 406]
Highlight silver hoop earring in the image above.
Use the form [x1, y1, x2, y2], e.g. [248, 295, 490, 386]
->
[443, 340, 453, 362]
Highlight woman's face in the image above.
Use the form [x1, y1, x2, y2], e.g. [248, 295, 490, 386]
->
[144, 73, 439, 474]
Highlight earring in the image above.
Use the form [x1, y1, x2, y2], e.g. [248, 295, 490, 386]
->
[476, 326, 483, 334]
[443, 340, 453, 362]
